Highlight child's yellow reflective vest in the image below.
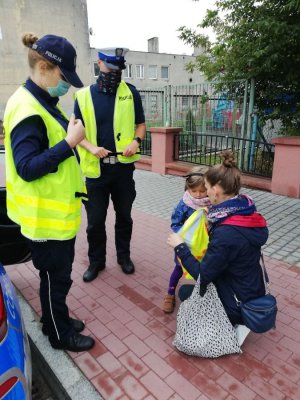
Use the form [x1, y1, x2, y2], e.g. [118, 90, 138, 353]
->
[177, 208, 209, 280]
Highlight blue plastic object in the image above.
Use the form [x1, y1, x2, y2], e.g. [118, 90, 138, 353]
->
[0, 263, 31, 399]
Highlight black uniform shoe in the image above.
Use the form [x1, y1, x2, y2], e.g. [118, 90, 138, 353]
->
[42, 318, 85, 336]
[50, 333, 95, 352]
[83, 264, 105, 282]
[117, 257, 135, 274]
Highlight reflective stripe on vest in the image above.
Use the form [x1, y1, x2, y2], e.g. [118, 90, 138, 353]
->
[177, 208, 209, 280]
[75, 81, 140, 178]
[4, 86, 85, 240]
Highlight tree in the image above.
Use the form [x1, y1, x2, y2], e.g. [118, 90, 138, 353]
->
[179, 0, 300, 134]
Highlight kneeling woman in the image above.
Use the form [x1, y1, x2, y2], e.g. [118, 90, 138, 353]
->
[167, 151, 268, 326]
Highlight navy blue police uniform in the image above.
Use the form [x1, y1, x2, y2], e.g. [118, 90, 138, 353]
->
[8, 33, 95, 352]
[74, 48, 145, 281]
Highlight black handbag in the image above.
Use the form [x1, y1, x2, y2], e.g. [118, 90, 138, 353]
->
[234, 254, 277, 333]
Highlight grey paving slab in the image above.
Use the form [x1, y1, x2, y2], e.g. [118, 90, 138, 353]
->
[133, 169, 300, 267]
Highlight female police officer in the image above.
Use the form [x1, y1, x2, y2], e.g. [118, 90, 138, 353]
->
[74, 48, 146, 282]
[4, 33, 94, 352]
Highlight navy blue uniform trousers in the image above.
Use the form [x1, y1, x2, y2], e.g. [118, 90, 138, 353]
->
[84, 162, 136, 267]
[27, 238, 75, 343]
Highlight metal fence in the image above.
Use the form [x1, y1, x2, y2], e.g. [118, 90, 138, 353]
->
[139, 89, 165, 128]
[139, 81, 248, 160]
[140, 131, 152, 156]
[140, 81, 247, 136]
[173, 133, 274, 178]
[138, 81, 283, 177]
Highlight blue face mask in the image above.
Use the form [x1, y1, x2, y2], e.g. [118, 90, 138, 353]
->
[47, 79, 71, 97]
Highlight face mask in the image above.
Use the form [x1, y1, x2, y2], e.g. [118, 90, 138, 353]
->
[97, 70, 122, 94]
[47, 79, 71, 97]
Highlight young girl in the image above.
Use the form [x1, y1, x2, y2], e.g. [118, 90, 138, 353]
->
[163, 166, 211, 313]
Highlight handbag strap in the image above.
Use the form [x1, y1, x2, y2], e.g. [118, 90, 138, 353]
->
[220, 224, 270, 297]
[260, 253, 270, 295]
[233, 253, 269, 306]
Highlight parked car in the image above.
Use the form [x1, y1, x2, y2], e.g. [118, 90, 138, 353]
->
[0, 144, 32, 399]
[0, 262, 32, 399]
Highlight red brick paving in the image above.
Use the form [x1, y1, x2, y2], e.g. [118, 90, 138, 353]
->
[6, 205, 300, 400]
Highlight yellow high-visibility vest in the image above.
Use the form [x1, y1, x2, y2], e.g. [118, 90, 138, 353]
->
[4, 86, 85, 240]
[75, 81, 140, 178]
[177, 208, 209, 280]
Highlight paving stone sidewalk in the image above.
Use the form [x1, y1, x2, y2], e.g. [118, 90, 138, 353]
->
[6, 168, 300, 400]
[134, 170, 300, 267]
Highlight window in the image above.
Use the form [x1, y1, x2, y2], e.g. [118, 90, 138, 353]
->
[123, 64, 132, 78]
[161, 66, 169, 80]
[93, 62, 100, 77]
[148, 65, 157, 79]
[136, 64, 144, 79]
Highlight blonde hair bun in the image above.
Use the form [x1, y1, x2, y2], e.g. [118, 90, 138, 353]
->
[22, 32, 39, 47]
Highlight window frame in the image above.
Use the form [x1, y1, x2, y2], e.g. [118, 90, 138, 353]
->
[161, 65, 169, 80]
[136, 64, 145, 79]
[123, 64, 132, 79]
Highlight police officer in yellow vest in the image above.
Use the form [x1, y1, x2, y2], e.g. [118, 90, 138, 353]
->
[74, 48, 146, 282]
[4, 33, 95, 352]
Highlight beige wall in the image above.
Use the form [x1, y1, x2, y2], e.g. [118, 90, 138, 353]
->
[0, 0, 91, 118]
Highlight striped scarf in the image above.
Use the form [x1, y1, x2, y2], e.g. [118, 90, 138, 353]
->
[182, 190, 211, 210]
[206, 194, 256, 225]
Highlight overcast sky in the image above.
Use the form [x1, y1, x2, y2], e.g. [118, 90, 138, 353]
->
[86, 0, 215, 55]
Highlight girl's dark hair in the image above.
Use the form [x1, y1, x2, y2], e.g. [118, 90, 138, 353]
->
[22, 32, 55, 70]
[184, 166, 206, 191]
[205, 150, 241, 195]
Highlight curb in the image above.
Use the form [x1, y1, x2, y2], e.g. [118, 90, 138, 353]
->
[17, 290, 103, 400]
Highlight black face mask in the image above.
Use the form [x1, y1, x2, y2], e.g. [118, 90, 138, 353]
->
[97, 70, 122, 94]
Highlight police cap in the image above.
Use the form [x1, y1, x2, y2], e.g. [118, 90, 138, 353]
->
[30, 34, 83, 88]
[98, 47, 129, 70]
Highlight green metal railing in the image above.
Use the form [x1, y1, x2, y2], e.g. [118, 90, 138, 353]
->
[140, 131, 152, 156]
[173, 133, 274, 178]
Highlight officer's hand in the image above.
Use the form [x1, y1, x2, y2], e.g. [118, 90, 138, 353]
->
[122, 140, 139, 157]
[167, 233, 184, 248]
[91, 147, 111, 159]
[66, 114, 85, 148]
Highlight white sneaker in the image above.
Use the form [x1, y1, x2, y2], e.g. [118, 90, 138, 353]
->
[235, 324, 251, 346]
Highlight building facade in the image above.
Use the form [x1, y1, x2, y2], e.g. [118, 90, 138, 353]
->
[90, 37, 205, 90]
[89, 38, 206, 127]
